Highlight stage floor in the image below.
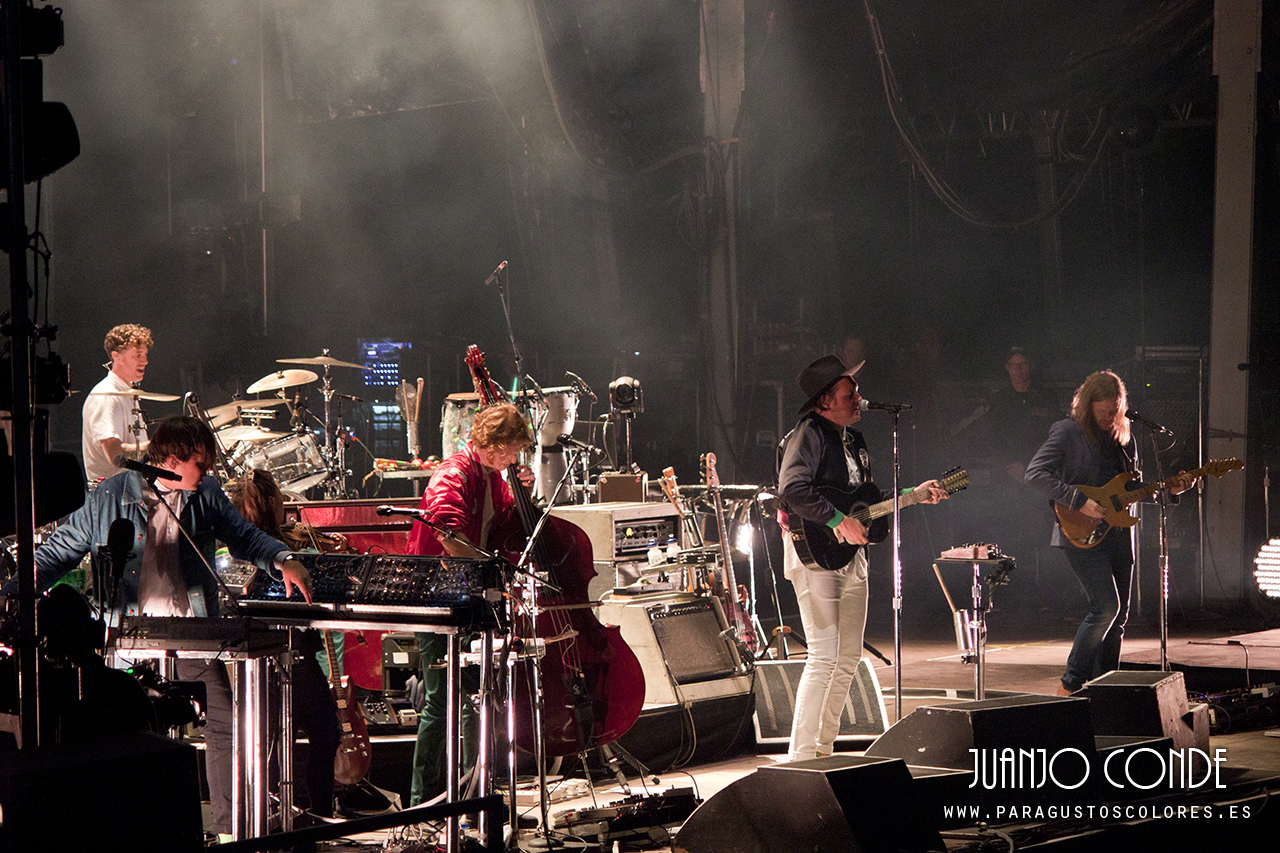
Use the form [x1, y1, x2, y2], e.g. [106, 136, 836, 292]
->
[262, 613, 1280, 852]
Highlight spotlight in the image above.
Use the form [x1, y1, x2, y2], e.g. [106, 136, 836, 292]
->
[609, 376, 643, 414]
[1254, 540, 1280, 598]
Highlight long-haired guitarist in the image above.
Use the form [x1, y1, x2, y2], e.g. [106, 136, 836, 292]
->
[1025, 370, 1194, 696]
[776, 354, 949, 763]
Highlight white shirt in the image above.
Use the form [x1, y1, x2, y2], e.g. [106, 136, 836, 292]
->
[83, 371, 146, 483]
[138, 483, 190, 617]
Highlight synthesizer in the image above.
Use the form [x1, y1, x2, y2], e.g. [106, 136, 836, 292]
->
[235, 552, 507, 631]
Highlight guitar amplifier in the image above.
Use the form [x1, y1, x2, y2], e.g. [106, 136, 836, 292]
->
[549, 501, 681, 600]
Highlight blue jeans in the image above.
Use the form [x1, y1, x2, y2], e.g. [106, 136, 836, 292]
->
[1060, 534, 1133, 692]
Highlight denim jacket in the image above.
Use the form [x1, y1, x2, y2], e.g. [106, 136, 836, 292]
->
[9, 471, 288, 616]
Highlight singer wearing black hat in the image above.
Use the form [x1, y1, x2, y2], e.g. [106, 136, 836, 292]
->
[775, 354, 948, 763]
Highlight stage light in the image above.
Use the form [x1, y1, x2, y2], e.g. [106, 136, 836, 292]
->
[609, 376, 643, 414]
[1253, 540, 1280, 599]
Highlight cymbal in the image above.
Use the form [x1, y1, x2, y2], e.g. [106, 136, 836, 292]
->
[246, 369, 318, 394]
[277, 355, 367, 370]
[218, 425, 287, 443]
[205, 398, 288, 428]
[89, 388, 181, 402]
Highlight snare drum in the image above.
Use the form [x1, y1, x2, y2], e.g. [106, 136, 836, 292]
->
[244, 432, 327, 490]
[441, 392, 481, 457]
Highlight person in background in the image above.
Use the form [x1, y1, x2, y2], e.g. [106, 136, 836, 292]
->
[82, 323, 153, 485]
[228, 470, 342, 821]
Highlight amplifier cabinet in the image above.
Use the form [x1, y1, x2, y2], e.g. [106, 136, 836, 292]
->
[597, 590, 751, 709]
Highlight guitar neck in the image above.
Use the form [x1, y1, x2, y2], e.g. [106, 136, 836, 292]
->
[859, 486, 930, 523]
[1113, 463, 1214, 511]
[322, 631, 342, 691]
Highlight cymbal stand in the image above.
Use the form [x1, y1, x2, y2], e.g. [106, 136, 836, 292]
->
[126, 401, 148, 459]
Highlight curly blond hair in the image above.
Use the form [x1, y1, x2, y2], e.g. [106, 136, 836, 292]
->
[103, 323, 153, 355]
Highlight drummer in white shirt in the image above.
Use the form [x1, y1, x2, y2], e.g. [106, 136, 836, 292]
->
[82, 323, 153, 485]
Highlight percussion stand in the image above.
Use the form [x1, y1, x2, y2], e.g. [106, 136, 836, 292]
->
[126, 401, 147, 459]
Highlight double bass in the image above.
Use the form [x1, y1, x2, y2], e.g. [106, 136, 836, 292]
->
[465, 346, 645, 757]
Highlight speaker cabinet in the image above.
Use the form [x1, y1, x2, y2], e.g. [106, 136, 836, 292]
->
[0, 731, 203, 852]
[673, 755, 942, 853]
[1080, 670, 1209, 751]
[865, 693, 1099, 807]
[597, 590, 751, 707]
[752, 658, 887, 745]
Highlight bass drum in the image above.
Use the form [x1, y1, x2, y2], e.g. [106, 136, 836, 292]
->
[441, 392, 481, 457]
[244, 432, 329, 493]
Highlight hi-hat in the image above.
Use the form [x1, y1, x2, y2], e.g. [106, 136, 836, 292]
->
[277, 355, 367, 370]
[206, 398, 289, 428]
[246, 369, 318, 394]
[90, 388, 181, 402]
[218, 425, 287, 443]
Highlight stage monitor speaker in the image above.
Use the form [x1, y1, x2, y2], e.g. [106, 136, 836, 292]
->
[597, 591, 750, 708]
[866, 693, 1098, 806]
[752, 658, 887, 745]
[0, 731, 202, 852]
[673, 754, 942, 853]
[1080, 670, 1209, 752]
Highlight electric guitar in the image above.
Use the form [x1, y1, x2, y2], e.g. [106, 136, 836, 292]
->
[702, 452, 758, 652]
[790, 467, 969, 570]
[1055, 458, 1242, 548]
[323, 631, 372, 785]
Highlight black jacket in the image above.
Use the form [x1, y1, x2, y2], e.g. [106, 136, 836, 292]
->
[776, 412, 884, 531]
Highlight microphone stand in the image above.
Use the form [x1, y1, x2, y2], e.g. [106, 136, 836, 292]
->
[889, 408, 904, 722]
[1140, 425, 1175, 670]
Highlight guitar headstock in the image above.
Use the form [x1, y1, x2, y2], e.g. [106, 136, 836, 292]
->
[464, 344, 500, 405]
[701, 452, 721, 489]
[1204, 458, 1243, 479]
[940, 466, 969, 495]
[660, 467, 682, 507]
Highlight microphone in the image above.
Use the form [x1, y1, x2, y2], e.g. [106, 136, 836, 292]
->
[565, 371, 597, 402]
[375, 505, 425, 518]
[484, 260, 508, 286]
[859, 399, 913, 412]
[113, 455, 181, 482]
[331, 392, 364, 402]
[557, 434, 593, 451]
[106, 518, 135, 582]
[1126, 410, 1172, 434]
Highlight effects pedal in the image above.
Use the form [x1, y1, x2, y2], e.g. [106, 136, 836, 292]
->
[361, 698, 397, 726]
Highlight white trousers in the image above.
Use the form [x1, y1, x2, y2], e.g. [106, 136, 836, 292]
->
[783, 536, 869, 762]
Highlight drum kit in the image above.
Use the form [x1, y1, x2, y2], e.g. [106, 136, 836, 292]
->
[122, 351, 368, 498]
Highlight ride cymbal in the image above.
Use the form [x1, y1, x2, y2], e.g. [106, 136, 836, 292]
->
[89, 388, 181, 402]
[218, 425, 287, 443]
[277, 355, 367, 370]
[246, 369, 319, 394]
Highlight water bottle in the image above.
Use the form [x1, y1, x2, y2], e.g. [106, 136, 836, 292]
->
[646, 539, 663, 566]
[665, 535, 680, 563]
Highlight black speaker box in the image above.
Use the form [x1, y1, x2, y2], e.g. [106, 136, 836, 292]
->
[865, 693, 1099, 806]
[752, 658, 887, 745]
[0, 731, 203, 852]
[1079, 670, 1208, 751]
[673, 754, 942, 853]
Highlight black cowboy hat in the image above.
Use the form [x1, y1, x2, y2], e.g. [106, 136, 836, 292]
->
[797, 354, 863, 415]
